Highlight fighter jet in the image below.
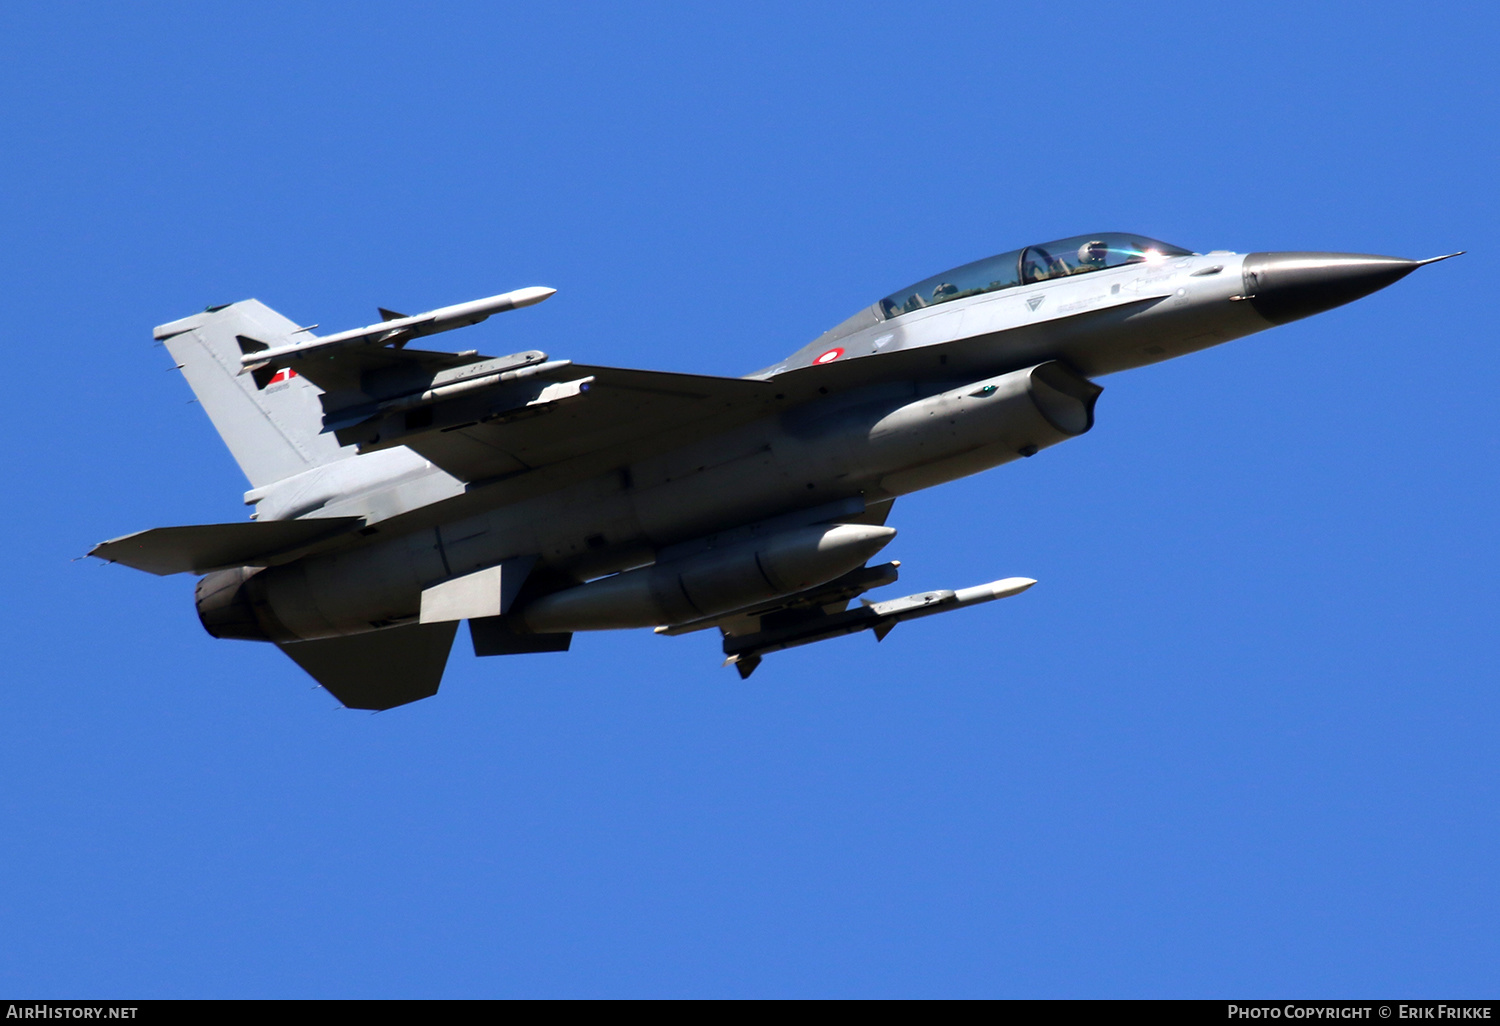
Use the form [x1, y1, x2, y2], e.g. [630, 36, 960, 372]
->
[91, 234, 1459, 709]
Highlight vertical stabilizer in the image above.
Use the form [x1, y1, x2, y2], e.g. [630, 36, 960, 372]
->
[154, 300, 355, 488]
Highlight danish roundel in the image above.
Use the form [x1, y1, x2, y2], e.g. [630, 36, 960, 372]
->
[814, 347, 844, 365]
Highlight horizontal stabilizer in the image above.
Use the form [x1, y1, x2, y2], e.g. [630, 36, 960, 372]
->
[279, 621, 459, 710]
[90, 517, 363, 576]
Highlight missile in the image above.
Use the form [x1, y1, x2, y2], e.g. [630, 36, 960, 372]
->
[722, 575, 1037, 678]
[239, 286, 556, 373]
[864, 576, 1037, 632]
[374, 360, 579, 415]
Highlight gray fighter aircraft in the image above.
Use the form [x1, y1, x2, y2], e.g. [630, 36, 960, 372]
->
[92, 234, 1458, 709]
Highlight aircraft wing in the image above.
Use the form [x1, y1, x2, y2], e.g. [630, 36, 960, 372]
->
[90, 517, 364, 576]
[357, 363, 781, 483]
[225, 290, 782, 484]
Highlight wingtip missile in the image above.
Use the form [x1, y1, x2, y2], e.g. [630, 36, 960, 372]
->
[239, 286, 559, 373]
[419, 287, 556, 329]
[504, 285, 558, 308]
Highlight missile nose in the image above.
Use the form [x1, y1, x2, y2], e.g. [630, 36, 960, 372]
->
[1240, 251, 1451, 325]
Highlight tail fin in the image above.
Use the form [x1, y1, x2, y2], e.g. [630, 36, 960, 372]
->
[154, 300, 355, 488]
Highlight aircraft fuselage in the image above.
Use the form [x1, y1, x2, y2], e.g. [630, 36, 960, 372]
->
[204, 247, 1398, 643]
[97, 235, 1448, 705]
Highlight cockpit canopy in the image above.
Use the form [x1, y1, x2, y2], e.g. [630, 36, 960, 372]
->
[878, 233, 1194, 320]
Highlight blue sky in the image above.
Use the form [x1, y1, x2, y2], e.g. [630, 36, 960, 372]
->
[0, 1, 1494, 997]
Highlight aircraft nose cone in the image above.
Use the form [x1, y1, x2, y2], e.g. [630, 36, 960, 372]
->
[1241, 252, 1421, 325]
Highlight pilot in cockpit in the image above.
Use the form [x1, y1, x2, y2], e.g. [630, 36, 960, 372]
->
[1075, 240, 1110, 273]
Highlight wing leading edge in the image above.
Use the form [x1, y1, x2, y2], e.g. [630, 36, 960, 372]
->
[399, 364, 780, 482]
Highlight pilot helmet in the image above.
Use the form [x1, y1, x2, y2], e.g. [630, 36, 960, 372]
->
[1078, 240, 1109, 267]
